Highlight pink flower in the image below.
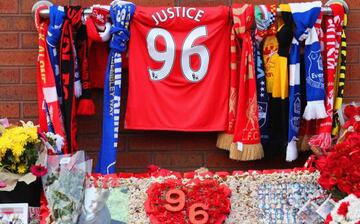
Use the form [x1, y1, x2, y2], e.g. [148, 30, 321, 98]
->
[0, 180, 6, 188]
[30, 165, 48, 177]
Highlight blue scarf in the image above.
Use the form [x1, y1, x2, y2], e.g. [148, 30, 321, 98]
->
[254, 37, 269, 144]
[291, 2, 326, 120]
[286, 2, 322, 161]
[96, 2, 135, 174]
[47, 5, 65, 105]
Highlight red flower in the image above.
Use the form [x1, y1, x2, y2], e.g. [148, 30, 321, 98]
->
[30, 165, 48, 177]
[337, 201, 350, 216]
[318, 175, 337, 190]
[324, 214, 333, 224]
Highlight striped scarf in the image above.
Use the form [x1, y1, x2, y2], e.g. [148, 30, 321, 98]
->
[332, 6, 347, 137]
[59, 6, 83, 153]
[309, 4, 344, 151]
[35, 5, 67, 153]
[96, 2, 135, 174]
[229, 4, 264, 161]
[286, 2, 322, 161]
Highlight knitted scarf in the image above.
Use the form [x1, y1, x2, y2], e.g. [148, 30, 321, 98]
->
[254, 5, 276, 145]
[309, 4, 344, 151]
[273, 4, 293, 159]
[286, 2, 322, 161]
[35, 5, 67, 152]
[216, 28, 238, 150]
[332, 6, 347, 137]
[76, 6, 111, 116]
[47, 5, 65, 106]
[229, 4, 264, 161]
[60, 6, 83, 153]
[292, 2, 327, 121]
[96, 2, 135, 174]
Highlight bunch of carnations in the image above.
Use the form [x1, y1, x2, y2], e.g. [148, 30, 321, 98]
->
[325, 194, 360, 224]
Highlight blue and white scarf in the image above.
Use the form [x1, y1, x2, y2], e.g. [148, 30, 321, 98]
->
[47, 5, 65, 105]
[287, 2, 323, 161]
[96, 2, 135, 174]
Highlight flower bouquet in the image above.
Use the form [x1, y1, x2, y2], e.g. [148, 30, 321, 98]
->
[0, 120, 45, 191]
[42, 151, 92, 224]
[316, 104, 360, 200]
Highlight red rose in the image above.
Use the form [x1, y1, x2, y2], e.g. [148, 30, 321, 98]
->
[338, 179, 353, 194]
[337, 201, 350, 216]
[30, 165, 48, 177]
[318, 175, 337, 190]
[316, 156, 327, 171]
[344, 104, 358, 119]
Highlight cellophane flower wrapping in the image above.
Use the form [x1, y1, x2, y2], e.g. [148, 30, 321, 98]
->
[42, 151, 92, 224]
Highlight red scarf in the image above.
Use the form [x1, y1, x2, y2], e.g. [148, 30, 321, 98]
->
[309, 5, 344, 151]
[35, 5, 67, 152]
[230, 4, 264, 161]
[216, 28, 238, 150]
[60, 6, 82, 153]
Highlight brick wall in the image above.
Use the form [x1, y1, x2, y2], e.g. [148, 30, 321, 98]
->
[0, 0, 358, 172]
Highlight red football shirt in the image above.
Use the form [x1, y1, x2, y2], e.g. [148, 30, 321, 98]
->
[125, 6, 231, 131]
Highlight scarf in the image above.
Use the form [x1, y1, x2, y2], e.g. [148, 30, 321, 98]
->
[309, 4, 344, 151]
[216, 28, 238, 150]
[47, 5, 65, 106]
[255, 5, 277, 145]
[96, 2, 135, 174]
[60, 6, 83, 153]
[296, 12, 324, 152]
[286, 2, 322, 161]
[229, 4, 264, 161]
[332, 6, 348, 137]
[291, 2, 327, 121]
[77, 7, 112, 116]
[35, 5, 67, 152]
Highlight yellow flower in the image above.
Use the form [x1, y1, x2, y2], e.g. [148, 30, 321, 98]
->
[17, 164, 27, 174]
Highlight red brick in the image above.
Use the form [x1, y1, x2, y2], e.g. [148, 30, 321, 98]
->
[0, 68, 20, 84]
[179, 0, 229, 6]
[77, 137, 102, 152]
[0, 50, 37, 66]
[23, 102, 38, 118]
[20, 0, 69, 13]
[77, 117, 101, 135]
[0, 16, 34, 31]
[178, 133, 217, 150]
[21, 33, 37, 49]
[348, 11, 360, 29]
[347, 30, 360, 46]
[347, 64, 360, 80]
[347, 47, 359, 64]
[0, 103, 20, 118]
[347, 0, 360, 10]
[205, 150, 245, 168]
[116, 152, 152, 168]
[344, 80, 360, 98]
[0, 33, 19, 49]
[21, 67, 37, 83]
[128, 134, 178, 150]
[0, 0, 19, 13]
[0, 85, 37, 101]
[154, 152, 204, 168]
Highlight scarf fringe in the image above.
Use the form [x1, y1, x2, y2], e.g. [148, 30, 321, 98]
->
[303, 100, 327, 120]
[297, 134, 311, 151]
[309, 132, 332, 151]
[286, 139, 298, 162]
[216, 133, 233, 151]
[229, 142, 264, 161]
[77, 99, 96, 116]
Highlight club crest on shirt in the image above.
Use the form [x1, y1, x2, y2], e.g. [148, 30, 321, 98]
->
[258, 102, 268, 128]
[307, 50, 324, 89]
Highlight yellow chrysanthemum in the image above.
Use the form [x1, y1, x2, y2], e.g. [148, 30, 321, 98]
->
[17, 164, 27, 174]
